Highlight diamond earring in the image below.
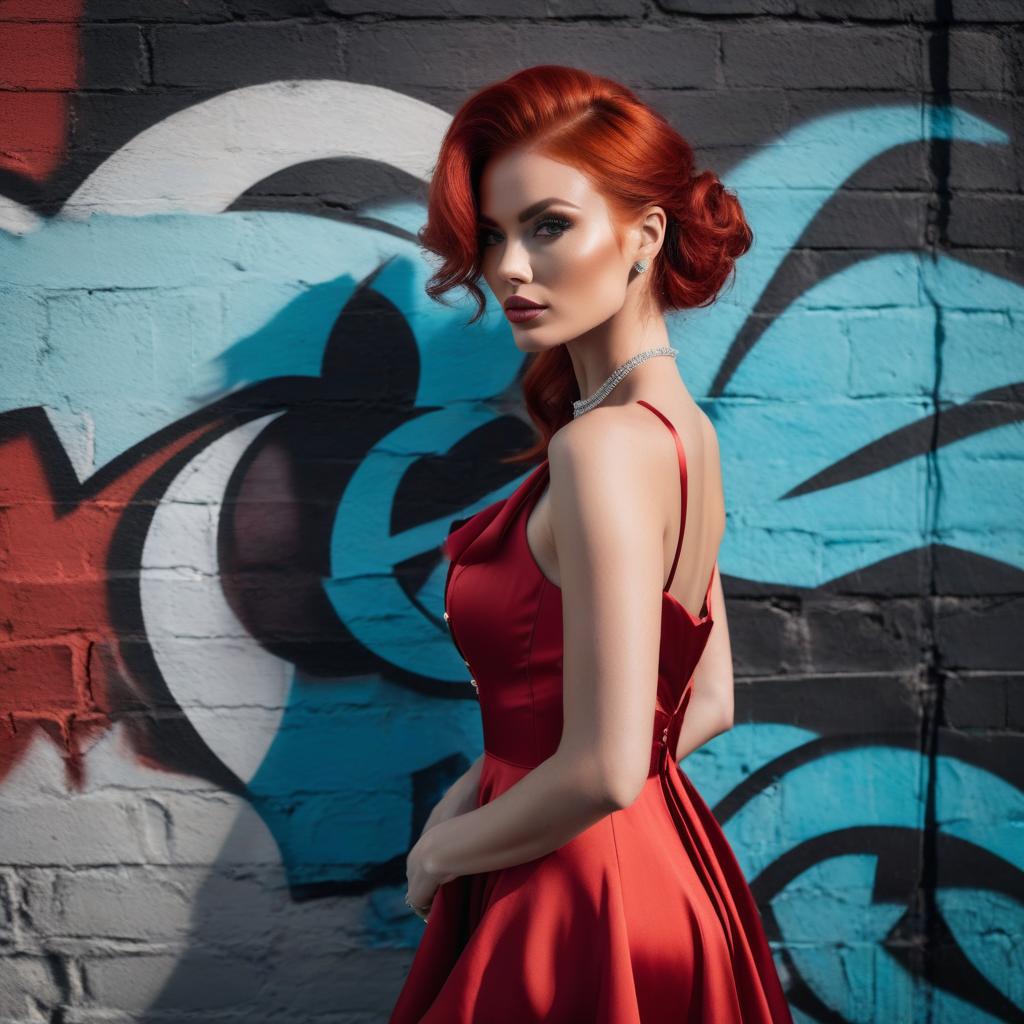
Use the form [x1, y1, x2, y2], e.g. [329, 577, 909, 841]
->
[633, 259, 648, 274]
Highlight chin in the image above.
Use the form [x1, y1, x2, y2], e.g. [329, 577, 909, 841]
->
[513, 334, 561, 354]
[513, 338, 543, 354]
[510, 321, 569, 351]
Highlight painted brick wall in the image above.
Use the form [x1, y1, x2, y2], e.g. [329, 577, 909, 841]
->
[0, 1, 1021, 1021]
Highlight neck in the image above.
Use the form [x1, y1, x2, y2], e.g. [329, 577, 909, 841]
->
[566, 305, 672, 405]
[570, 341, 678, 413]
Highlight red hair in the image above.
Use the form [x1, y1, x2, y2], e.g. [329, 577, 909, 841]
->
[417, 64, 753, 465]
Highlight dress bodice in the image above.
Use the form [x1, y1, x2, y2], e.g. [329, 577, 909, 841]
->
[442, 400, 716, 777]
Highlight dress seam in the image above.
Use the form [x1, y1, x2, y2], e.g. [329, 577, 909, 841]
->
[607, 811, 632, 955]
[483, 748, 535, 770]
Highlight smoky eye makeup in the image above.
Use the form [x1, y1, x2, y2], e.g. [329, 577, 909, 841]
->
[478, 214, 573, 246]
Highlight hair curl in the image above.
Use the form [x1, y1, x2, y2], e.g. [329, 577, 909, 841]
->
[417, 64, 753, 464]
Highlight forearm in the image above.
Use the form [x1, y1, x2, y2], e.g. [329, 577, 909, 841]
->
[423, 752, 486, 830]
[674, 692, 731, 763]
[421, 751, 618, 881]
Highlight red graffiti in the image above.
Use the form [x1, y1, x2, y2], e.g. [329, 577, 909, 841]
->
[0, 0, 83, 182]
[0, 409, 225, 788]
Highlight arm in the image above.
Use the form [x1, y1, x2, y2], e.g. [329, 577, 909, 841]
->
[421, 748, 620, 881]
[674, 561, 734, 763]
[421, 752, 486, 833]
[420, 410, 667, 882]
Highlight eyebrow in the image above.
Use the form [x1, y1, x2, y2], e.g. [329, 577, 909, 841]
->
[477, 198, 581, 227]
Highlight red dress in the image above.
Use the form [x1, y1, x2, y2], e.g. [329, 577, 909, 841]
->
[389, 399, 794, 1023]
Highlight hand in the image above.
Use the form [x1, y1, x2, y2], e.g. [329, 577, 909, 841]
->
[404, 756, 482, 921]
[404, 826, 457, 923]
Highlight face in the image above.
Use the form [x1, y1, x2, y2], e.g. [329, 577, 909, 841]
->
[477, 148, 647, 351]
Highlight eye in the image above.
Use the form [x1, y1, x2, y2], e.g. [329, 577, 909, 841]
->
[536, 215, 571, 238]
[479, 215, 573, 248]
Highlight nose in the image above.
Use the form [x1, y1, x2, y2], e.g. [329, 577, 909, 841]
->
[495, 237, 532, 285]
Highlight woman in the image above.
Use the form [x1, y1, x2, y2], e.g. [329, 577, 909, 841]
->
[389, 65, 793, 1023]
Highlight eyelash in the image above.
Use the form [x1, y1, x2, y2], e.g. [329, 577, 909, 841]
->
[479, 215, 572, 247]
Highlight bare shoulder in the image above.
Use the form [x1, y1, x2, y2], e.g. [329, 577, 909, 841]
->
[698, 406, 721, 457]
[548, 403, 662, 476]
[696, 406, 725, 492]
[546, 405, 667, 567]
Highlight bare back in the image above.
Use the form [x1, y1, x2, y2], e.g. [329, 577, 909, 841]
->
[525, 396, 726, 620]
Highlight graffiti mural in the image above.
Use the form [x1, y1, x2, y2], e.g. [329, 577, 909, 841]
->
[0, 4, 1021, 1020]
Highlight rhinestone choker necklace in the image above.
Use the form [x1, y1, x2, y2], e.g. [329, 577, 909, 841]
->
[571, 346, 679, 419]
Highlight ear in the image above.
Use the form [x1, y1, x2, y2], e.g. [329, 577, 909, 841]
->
[638, 205, 666, 260]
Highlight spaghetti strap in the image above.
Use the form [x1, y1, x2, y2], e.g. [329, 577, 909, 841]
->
[635, 399, 687, 592]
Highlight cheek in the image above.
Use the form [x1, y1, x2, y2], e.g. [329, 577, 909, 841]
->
[549, 230, 627, 313]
